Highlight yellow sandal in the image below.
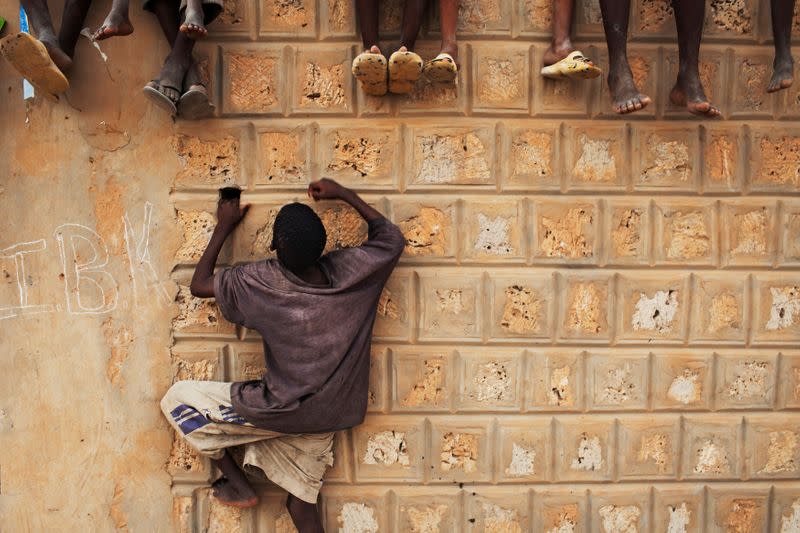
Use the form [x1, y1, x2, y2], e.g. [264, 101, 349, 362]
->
[540, 50, 602, 80]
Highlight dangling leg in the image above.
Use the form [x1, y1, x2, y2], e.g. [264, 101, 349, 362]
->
[352, 0, 388, 95]
[669, 0, 719, 116]
[543, 0, 574, 66]
[286, 494, 324, 533]
[18, 0, 73, 70]
[209, 451, 258, 507]
[768, 0, 796, 92]
[599, 0, 650, 113]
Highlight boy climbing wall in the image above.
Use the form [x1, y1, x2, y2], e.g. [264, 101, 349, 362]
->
[160, 178, 405, 532]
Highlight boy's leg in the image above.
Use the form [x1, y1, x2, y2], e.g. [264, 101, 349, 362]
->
[668, 0, 719, 116]
[210, 450, 258, 507]
[543, 0, 574, 66]
[768, 0, 795, 92]
[18, 0, 72, 71]
[92, 0, 134, 40]
[287, 494, 324, 533]
[598, 0, 650, 114]
[398, 0, 428, 52]
[438, 0, 458, 61]
[356, 0, 380, 52]
[58, 0, 93, 59]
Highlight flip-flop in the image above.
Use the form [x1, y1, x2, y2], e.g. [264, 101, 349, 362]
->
[351, 51, 388, 96]
[143, 80, 179, 115]
[540, 50, 602, 80]
[423, 52, 458, 84]
[0, 32, 69, 95]
[178, 84, 214, 119]
[388, 49, 423, 94]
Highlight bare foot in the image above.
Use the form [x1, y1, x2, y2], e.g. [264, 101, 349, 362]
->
[93, 9, 134, 40]
[211, 477, 258, 508]
[607, 62, 651, 114]
[542, 39, 573, 67]
[37, 30, 72, 72]
[768, 56, 794, 93]
[180, 7, 207, 39]
[669, 72, 720, 117]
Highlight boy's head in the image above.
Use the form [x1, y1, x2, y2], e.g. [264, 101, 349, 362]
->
[271, 203, 327, 272]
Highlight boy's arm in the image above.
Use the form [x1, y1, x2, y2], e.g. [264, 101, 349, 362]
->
[189, 197, 250, 298]
[308, 178, 382, 222]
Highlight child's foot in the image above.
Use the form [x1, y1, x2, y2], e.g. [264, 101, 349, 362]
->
[143, 54, 191, 114]
[37, 30, 73, 72]
[542, 40, 573, 67]
[607, 62, 651, 114]
[768, 56, 794, 93]
[352, 45, 388, 96]
[669, 72, 720, 117]
[0, 32, 70, 95]
[92, 9, 134, 40]
[388, 46, 423, 94]
[211, 477, 258, 508]
[180, 7, 207, 39]
[178, 62, 215, 119]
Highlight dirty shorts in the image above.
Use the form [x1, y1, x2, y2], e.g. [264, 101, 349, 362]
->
[160, 380, 334, 504]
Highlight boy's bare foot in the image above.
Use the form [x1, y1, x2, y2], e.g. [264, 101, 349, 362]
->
[143, 53, 191, 113]
[669, 72, 720, 117]
[768, 56, 794, 93]
[211, 477, 258, 508]
[178, 62, 215, 119]
[37, 30, 73, 72]
[180, 7, 207, 39]
[542, 40, 573, 67]
[607, 62, 650, 114]
[93, 9, 134, 40]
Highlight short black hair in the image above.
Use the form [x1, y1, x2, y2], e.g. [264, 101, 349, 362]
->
[272, 203, 327, 272]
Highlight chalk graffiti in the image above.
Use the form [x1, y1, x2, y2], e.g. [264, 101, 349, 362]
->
[1, 203, 169, 320]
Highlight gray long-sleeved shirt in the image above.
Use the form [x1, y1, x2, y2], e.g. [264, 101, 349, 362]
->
[214, 217, 405, 433]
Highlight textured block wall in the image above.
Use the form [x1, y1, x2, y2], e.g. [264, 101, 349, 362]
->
[168, 0, 800, 530]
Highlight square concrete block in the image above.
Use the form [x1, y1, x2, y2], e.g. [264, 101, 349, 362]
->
[772, 488, 800, 533]
[392, 348, 454, 412]
[496, 417, 552, 481]
[392, 199, 458, 261]
[589, 487, 651, 533]
[574, 0, 603, 35]
[313, 201, 370, 254]
[751, 274, 800, 344]
[418, 271, 483, 341]
[554, 416, 615, 482]
[633, 127, 699, 191]
[702, 0, 758, 41]
[173, 285, 236, 336]
[779, 200, 800, 267]
[373, 271, 413, 342]
[652, 353, 713, 411]
[428, 417, 493, 482]
[532, 488, 589, 533]
[652, 486, 705, 533]
[564, 125, 627, 191]
[259, 0, 315, 37]
[326, 431, 353, 483]
[689, 274, 749, 343]
[471, 44, 530, 112]
[254, 491, 305, 533]
[533, 46, 591, 117]
[408, 126, 495, 187]
[557, 273, 614, 342]
[749, 128, 800, 192]
[663, 48, 726, 118]
[706, 487, 770, 533]
[445, 0, 512, 36]
[352, 416, 426, 482]
[515, 0, 553, 35]
[528, 351, 584, 411]
[464, 489, 530, 531]
[368, 347, 388, 412]
[488, 271, 555, 341]
[254, 127, 310, 187]
[681, 414, 742, 480]
[222, 46, 283, 115]
[531, 199, 600, 264]
[291, 47, 352, 115]
[631, 0, 674, 37]
[231, 349, 265, 381]
[701, 125, 744, 193]
[322, 491, 388, 532]
[377, 0, 405, 36]
[654, 201, 719, 265]
[396, 43, 468, 116]
[714, 352, 777, 410]
[318, 125, 398, 188]
[603, 200, 652, 266]
[502, 123, 560, 190]
[171, 132, 243, 190]
[586, 352, 649, 411]
[617, 415, 680, 479]
[457, 349, 523, 411]
[198, 489, 255, 532]
[744, 414, 800, 479]
[461, 199, 527, 262]
[730, 53, 775, 118]
[210, 0, 255, 37]
[168, 430, 210, 478]
[721, 201, 776, 267]
[231, 202, 284, 263]
[594, 47, 658, 119]
[778, 355, 800, 410]
[616, 274, 690, 343]
[393, 489, 461, 533]
[171, 348, 223, 382]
